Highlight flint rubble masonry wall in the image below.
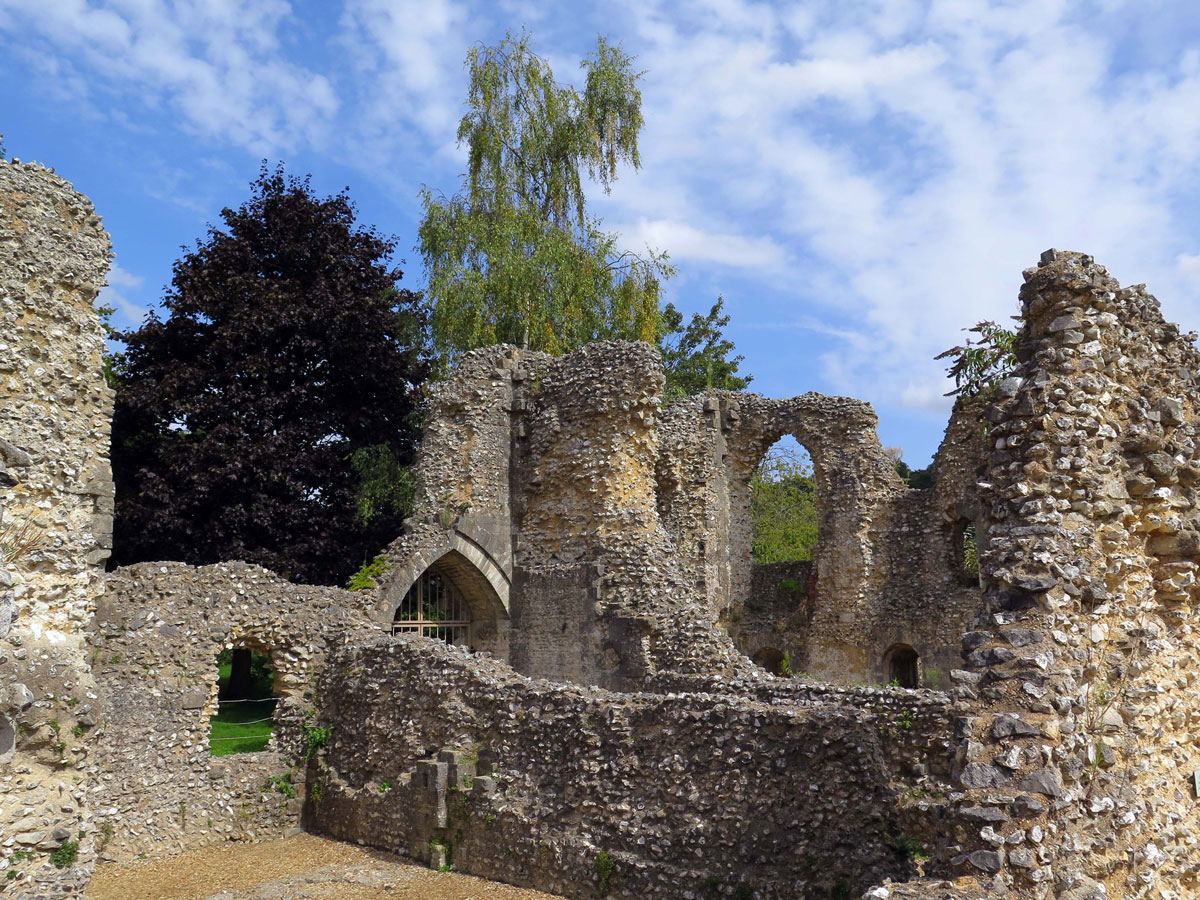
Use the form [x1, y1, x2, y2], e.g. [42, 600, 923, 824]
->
[937, 251, 1200, 898]
[0, 158, 113, 898]
[311, 633, 956, 900]
[90, 563, 377, 863]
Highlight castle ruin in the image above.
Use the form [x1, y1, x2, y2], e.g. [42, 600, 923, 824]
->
[4, 158, 1200, 899]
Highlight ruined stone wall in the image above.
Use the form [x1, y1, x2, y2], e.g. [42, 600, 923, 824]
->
[724, 561, 813, 670]
[377, 337, 977, 690]
[0, 159, 114, 896]
[311, 633, 956, 900]
[89, 562, 375, 864]
[924, 251, 1200, 897]
[657, 386, 983, 687]
[370, 346, 521, 657]
[511, 341, 743, 686]
[851, 404, 993, 689]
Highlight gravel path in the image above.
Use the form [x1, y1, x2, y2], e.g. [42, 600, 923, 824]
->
[88, 833, 567, 900]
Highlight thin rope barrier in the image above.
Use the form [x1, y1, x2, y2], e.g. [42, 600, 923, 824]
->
[215, 697, 278, 704]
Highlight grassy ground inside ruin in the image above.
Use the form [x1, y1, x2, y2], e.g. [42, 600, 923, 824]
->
[209, 653, 276, 756]
[209, 701, 276, 755]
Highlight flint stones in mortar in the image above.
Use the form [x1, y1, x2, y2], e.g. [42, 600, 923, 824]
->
[961, 763, 1009, 789]
[993, 715, 1040, 739]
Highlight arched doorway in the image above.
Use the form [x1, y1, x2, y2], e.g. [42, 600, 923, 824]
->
[885, 644, 919, 688]
[750, 437, 818, 566]
[383, 548, 510, 658]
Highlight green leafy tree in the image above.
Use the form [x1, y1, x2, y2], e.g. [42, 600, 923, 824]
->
[659, 297, 752, 402]
[935, 320, 1017, 397]
[887, 446, 934, 489]
[750, 446, 818, 563]
[419, 32, 671, 364]
[111, 165, 431, 585]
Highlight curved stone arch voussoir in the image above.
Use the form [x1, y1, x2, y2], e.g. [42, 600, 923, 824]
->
[377, 529, 511, 625]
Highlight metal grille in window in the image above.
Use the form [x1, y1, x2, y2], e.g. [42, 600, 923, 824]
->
[392, 570, 470, 645]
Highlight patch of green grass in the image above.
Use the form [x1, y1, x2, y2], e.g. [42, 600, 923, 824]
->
[211, 649, 276, 756]
[210, 699, 276, 756]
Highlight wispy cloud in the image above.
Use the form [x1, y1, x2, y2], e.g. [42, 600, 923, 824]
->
[597, 0, 1200, 408]
[337, 0, 472, 167]
[0, 0, 337, 155]
[99, 263, 149, 329]
[617, 219, 786, 269]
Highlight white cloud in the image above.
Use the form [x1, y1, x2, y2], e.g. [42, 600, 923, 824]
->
[597, 0, 1200, 406]
[0, 0, 337, 155]
[617, 219, 786, 268]
[99, 263, 150, 329]
[337, 0, 470, 150]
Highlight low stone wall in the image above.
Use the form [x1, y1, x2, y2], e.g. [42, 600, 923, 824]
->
[89, 562, 374, 863]
[311, 635, 956, 899]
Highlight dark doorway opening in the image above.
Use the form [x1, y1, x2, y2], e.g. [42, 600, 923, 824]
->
[886, 644, 919, 688]
[751, 647, 785, 676]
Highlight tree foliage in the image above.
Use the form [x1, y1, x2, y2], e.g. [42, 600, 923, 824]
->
[659, 297, 752, 402]
[887, 446, 934, 489]
[935, 320, 1017, 398]
[419, 32, 671, 364]
[111, 165, 431, 585]
[750, 445, 818, 564]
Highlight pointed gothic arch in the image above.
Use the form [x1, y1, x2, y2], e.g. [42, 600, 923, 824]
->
[378, 530, 511, 657]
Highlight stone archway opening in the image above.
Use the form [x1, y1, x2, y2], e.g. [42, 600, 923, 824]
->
[388, 549, 510, 658]
[393, 569, 472, 644]
[726, 435, 821, 673]
[750, 437, 819, 566]
[885, 643, 919, 688]
[210, 647, 277, 756]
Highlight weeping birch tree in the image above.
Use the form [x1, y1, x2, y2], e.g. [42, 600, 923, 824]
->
[419, 32, 672, 365]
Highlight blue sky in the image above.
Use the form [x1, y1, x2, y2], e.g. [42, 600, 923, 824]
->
[4, 0, 1200, 464]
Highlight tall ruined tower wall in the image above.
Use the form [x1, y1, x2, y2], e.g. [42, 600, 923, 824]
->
[932, 251, 1200, 896]
[0, 159, 114, 896]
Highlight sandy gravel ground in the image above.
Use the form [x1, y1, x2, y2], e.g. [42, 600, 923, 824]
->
[87, 833, 568, 900]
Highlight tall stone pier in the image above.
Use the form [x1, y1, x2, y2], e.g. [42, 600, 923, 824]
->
[0, 159, 114, 897]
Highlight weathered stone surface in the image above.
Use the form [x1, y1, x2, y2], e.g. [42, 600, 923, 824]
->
[309, 636, 950, 900]
[0, 158, 112, 898]
[1015, 768, 1064, 798]
[960, 763, 1009, 789]
[992, 714, 1040, 739]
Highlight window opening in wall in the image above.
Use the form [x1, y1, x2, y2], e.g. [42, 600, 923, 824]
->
[751, 437, 818, 564]
[393, 570, 471, 645]
[952, 518, 981, 586]
[209, 648, 276, 756]
[886, 644, 919, 689]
